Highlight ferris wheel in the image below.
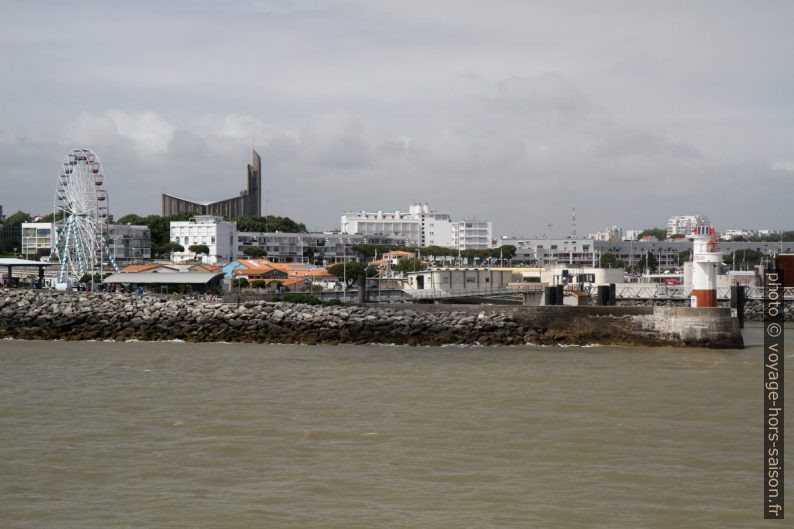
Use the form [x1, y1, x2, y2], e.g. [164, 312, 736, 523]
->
[51, 148, 119, 285]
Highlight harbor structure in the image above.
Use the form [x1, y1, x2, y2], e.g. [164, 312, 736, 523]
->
[162, 149, 261, 219]
[690, 226, 722, 307]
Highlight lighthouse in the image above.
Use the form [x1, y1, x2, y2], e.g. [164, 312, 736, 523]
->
[691, 225, 721, 307]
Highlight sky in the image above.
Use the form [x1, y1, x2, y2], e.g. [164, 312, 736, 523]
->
[1, 0, 793, 236]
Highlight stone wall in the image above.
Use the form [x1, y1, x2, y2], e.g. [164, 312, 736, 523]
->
[0, 290, 742, 348]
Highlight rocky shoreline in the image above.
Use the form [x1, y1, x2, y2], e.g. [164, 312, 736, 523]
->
[0, 290, 743, 348]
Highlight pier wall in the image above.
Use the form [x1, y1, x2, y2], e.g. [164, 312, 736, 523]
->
[0, 290, 742, 348]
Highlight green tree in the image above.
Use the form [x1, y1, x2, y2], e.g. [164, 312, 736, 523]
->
[597, 252, 624, 269]
[724, 249, 763, 270]
[235, 215, 308, 233]
[328, 262, 370, 287]
[188, 244, 210, 260]
[243, 246, 266, 258]
[3, 210, 32, 226]
[635, 252, 659, 273]
[678, 250, 692, 264]
[498, 245, 517, 260]
[159, 242, 185, 258]
[232, 278, 250, 288]
[638, 228, 667, 241]
[394, 258, 427, 274]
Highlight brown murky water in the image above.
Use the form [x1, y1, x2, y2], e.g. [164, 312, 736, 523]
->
[0, 323, 790, 528]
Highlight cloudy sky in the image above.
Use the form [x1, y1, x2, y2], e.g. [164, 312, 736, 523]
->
[1, 0, 793, 235]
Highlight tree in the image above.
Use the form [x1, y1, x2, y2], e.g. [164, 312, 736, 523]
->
[235, 215, 308, 233]
[638, 228, 667, 241]
[188, 244, 210, 261]
[498, 245, 517, 260]
[243, 246, 266, 258]
[724, 249, 763, 270]
[636, 252, 659, 273]
[597, 252, 624, 269]
[328, 262, 370, 287]
[678, 250, 692, 264]
[232, 278, 249, 288]
[3, 210, 32, 226]
[159, 242, 184, 258]
[394, 258, 427, 274]
[251, 279, 266, 289]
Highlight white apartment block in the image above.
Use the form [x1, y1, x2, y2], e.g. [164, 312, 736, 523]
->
[21, 222, 55, 259]
[667, 214, 710, 237]
[451, 220, 492, 249]
[170, 216, 237, 264]
[341, 203, 491, 249]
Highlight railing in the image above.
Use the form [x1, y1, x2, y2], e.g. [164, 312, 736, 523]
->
[615, 285, 794, 300]
[404, 283, 543, 300]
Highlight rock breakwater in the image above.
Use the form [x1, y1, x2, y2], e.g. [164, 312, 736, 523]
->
[0, 290, 742, 347]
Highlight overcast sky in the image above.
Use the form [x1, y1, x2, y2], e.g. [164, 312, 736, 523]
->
[1, 0, 793, 236]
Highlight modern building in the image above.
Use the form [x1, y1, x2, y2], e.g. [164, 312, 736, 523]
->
[21, 222, 55, 260]
[107, 224, 151, 264]
[162, 149, 262, 219]
[667, 214, 710, 237]
[451, 220, 493, 250]
[170, 216, 237, 264]
[237, 232, 407, 264]
[341, 203, 491, 249]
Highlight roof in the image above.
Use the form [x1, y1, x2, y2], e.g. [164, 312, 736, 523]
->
[121, 263, 178, 273]
[384, 250, 415, 257]
[0, 258, 57, 267]
[103, 271, 224, 284]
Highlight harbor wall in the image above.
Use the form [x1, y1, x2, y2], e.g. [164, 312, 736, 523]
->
[0, 290, 742, 348]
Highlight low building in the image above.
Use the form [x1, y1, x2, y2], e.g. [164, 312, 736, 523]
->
[236, 232, 406, 264]
[404, 268, 513, 294]
[102, 271, 225, 294]
[21, 222, 55, 260]
[170, 216, 237, 265]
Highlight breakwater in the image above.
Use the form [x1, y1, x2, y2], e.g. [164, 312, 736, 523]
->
[614, 298, 793, 321]
[0, 290, 742, 348]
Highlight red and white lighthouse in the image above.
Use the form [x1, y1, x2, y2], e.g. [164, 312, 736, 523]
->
[691, 225, 721, 307]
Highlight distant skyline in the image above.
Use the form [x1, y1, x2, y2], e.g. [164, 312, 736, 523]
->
[2, 1, 793, 235]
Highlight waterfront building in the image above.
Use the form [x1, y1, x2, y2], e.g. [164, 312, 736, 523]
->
[237, 232, 406, 264]
[586, 225, 624, 241]
[341, 203, 491, 249]
[0, 205, 4, 222]
[107, 224, 151, 265]
[170, 216, 237, 265]
[451, 220, 493, 249]
[404, 268, 513, 294]
[667, 214, 710, 237]
[162, 149, 261, 219]
[21, 222, 55, 260]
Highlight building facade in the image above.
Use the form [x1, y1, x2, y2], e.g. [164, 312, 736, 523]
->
[21, 222, 55, 259]
[107, 224, 151, 264]
[667, 214, 710, 237]
[170, 216, 237, 264]
[451, 220, 492, 249]
[162, 149, 261, 219]
[237, 232, 407, 264]
[341, 203, 491, 249]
